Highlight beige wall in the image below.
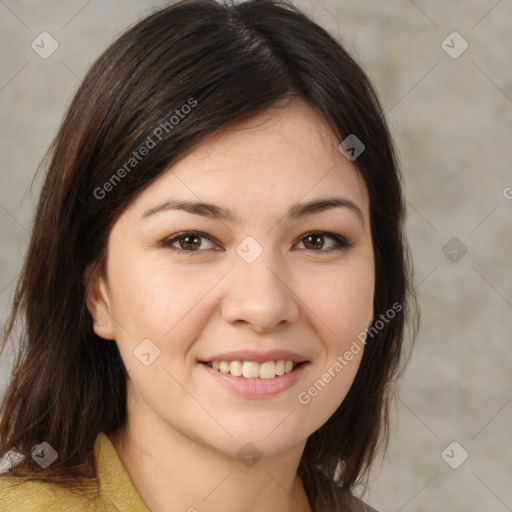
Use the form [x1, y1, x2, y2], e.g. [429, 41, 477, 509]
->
[1, 1, 511, 510]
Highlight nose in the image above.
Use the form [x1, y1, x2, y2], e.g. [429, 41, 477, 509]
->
[221, 254, 300, 333]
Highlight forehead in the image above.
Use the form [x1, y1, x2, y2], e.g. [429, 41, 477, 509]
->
[128, 99, 369, 220]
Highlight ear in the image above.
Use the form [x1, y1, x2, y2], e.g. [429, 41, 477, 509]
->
[84, 262, 116, 340]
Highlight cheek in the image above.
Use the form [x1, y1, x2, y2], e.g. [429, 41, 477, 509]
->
[309, 261, 374, 349]
[294, 260, 374, 420]
[108, 254, 181, 327]
[106, 255, 224, 356]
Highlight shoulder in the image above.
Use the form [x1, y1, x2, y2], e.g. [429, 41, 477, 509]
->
[0, 432, 147, 512]
[0, 475, 107, 512]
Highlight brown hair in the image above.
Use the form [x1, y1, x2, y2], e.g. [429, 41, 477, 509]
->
[0, 0, 418, 509]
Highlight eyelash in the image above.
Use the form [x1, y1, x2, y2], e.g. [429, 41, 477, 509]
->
[161, 230, 353, 255]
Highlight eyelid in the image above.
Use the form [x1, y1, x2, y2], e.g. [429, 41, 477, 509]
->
[295, 231, 353, 251]
[161, 231, 219, 252]
[161, 230, 353, 254]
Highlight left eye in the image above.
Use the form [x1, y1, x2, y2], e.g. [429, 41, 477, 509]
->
[295, 232, 351, 252]
[162, 231, 351, 253]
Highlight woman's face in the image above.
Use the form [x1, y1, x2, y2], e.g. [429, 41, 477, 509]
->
[87, 99, 374, 459]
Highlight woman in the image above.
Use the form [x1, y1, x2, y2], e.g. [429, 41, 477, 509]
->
[0, 0, 417, 510]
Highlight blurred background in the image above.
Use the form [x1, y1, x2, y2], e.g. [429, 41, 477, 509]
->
[0, 1, 511, 510]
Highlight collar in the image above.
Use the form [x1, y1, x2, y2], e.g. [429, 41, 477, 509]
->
[94, 432, 149, 511]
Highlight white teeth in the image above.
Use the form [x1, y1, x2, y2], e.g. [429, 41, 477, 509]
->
[229, 361, 243, 377]
[207, 359, 299, 379]
[242, 361, 260, 378]
[219, 361, 230, 374]
[259, 361, 276, 379]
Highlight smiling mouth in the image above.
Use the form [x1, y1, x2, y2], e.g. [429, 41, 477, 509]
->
[203, 360, 303, 379]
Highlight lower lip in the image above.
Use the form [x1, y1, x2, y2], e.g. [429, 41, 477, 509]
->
[200, 362, 309, 398]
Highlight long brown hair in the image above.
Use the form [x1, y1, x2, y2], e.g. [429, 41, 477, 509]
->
[0, 0, 418, 509]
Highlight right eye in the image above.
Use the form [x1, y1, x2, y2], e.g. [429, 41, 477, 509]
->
[162, 231, 218, 253]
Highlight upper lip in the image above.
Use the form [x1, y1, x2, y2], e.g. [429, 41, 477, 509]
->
[199, 349, 309, 364]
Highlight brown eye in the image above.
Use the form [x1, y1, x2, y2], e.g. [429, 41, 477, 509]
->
[297, 232, 351, 252]
[163, 231, 216, 252]
[179, 234, 202, 250]
[303, 233, 325, 250]
[162, 231, 350, 254]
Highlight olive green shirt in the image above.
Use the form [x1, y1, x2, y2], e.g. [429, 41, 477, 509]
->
[0, 433, 379, 511]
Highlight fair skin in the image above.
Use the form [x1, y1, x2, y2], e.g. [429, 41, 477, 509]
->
[85, 99, 374, 512]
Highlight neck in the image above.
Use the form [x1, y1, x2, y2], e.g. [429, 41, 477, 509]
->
[109, 409, 312, 512]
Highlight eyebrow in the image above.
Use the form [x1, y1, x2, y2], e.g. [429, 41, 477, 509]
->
[141, 197, 364, 224]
